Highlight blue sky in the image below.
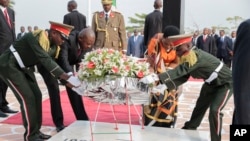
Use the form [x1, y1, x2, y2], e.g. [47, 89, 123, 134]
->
[13, 0, 250, 33]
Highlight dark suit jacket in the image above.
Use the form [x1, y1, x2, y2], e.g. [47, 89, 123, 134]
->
[0, 7, 16, 54]
[126, 35, 145, 58]
[143, 10, 162, 47]
[196, 35, 217, 56]
[57, 31, 91, 73]
[63, 10, 87, 32]
[17, 32, 26, 40]
[216, 36, 233, 59]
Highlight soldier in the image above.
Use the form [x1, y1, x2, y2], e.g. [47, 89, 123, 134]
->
[91, 0, 127, 51]
[0, 21, 81, 141]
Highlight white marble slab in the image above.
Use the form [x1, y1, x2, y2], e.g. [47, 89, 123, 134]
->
[48, 121, 210, 141]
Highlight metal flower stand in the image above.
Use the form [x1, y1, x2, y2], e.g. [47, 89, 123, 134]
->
[83, 76, 151, 141]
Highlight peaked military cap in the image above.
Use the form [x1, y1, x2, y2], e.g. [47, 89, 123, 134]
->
[101, 0, 113, 5]
[49, 21, 74, 39]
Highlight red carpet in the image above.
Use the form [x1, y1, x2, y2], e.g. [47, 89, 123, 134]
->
[1, 91, 142, 126]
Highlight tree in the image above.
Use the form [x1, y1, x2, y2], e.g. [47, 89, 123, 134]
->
[126, 13, 146, 33]
[8, 0, 15, 8]
[226, 16, 245, 30]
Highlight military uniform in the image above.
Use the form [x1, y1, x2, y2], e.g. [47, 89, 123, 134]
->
[159, 47, 233, 141]
[36, 30, 64, 129]
[0, 21, 76, 141]
[92, 10, 127, 50]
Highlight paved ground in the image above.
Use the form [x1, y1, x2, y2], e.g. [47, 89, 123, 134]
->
[0, 73, 233, 141]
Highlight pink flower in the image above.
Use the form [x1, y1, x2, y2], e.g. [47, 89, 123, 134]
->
[137, 71, 144, 78]
[108, 49, 115, 54]
[87, 61, 95, 69]
[112, 66, 119, 73]
[125, 65, 130, 71]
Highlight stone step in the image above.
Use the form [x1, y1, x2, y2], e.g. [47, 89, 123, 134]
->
[48, 121, 210, 141]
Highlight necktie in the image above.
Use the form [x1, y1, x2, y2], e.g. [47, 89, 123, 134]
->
[203, 35, 206, 42]
[105, 14, 108, 22]
[4, 8, 11, 28]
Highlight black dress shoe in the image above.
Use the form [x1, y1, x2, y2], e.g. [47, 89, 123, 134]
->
[0, 110, 8, 117]
[56, 125, 66, 132]
[38, 132, 51, 140]
[1, 107, 18, 113]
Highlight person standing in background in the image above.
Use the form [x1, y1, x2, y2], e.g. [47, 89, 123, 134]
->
[27, 25, 32, 33]
[0, 0, 18, 118]
[33, 25, 38, 31]
[126, 29, 145, 58]
[216, 29, 233, 68]
[92, 0, 127, 51]
[196, 27, 217, 57]
[143, 0, 163, 48]
[232, 19, 250, 125]
[63, 0, 87, 31]
[231, 30, 236, 49]
[191, 30, 199, 46]
[17, 26, 26, 40]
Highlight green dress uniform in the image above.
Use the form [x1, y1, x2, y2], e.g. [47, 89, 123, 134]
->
[159, 47, 233, 141]
[0, 32, 65, 141]
[92, 10, 127, 50]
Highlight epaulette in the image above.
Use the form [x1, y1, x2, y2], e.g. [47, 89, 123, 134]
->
[179, 50, 198, 67]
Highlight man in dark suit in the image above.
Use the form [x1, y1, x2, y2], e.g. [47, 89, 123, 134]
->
[56, 27, 96, 121]
[143, 0, 163, 48]
[63, 0, 87, 31]
[216, 30, 233, 68]
[196, 27, 217, 57]
[17, 26, 26, 40]
[0, 0, 18, 117]
[126, 29, 145, 58]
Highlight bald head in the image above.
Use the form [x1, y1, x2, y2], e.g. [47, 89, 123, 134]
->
[78, 27, 96, 49]
[154, 0, 162, 9]
[67, 0, 77, 12]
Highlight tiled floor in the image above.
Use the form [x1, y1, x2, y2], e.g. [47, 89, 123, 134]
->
[0, 73, 233, 141]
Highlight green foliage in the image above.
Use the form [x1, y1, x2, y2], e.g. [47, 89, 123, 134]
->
[126, 13, 147, 33]
[8, 0, 15, 8]
[226, 16, 245, 30]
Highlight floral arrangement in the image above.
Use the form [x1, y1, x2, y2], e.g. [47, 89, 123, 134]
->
[77, 48, 150, 81]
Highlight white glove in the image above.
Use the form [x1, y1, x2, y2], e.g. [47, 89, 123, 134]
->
[67, 76, 81, 87]
[139, 73, 159, 84]
[205, 72, 218, 83]
[72, 86, 85, 96]
[151, 84, 167, 95]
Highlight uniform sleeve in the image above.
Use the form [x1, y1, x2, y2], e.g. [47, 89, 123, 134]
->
[27, 35, 65, 78]
[158, 62, 197, 90]
[91, 13, 97, 33]
[118, 14, 127, 49]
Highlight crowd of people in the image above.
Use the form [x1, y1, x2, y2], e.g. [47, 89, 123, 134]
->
[1, 0, 249, 140]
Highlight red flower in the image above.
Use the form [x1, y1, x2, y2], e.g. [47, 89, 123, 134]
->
[87, 61, 95, 69]
[137, 71, 144, 78]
